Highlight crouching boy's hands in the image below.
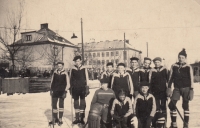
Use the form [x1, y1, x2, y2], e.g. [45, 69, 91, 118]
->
[146, 116, 153, 127]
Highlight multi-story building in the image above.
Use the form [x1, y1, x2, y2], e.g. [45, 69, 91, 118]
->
[77, 40, 142, 70]
[13, 23, 77, 71]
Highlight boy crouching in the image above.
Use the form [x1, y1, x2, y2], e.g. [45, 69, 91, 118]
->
[88, 78, 115, 128]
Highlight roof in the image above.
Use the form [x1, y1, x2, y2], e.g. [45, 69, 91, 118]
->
[191, 62, 200, 67]
[13, 27, 77, 48]
[77, 40, 142, 53]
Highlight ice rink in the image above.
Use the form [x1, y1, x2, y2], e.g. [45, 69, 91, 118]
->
[0, 82, 200, 128]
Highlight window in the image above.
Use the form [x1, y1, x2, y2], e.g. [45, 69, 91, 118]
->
[123, 51, 127, 60]
[93, 60, 96, 65]
[194, 67, 198, 76]
[89, 53, 92, 57]
[102, 60, 105, 65]
[89, 61, 92, 65]
[111, 52, 114, 56]
[26, 35, 32, 41]
[93, 53, 96, 57]
[85, 53, 88, 57]
[102, 52, 105, 57]
[111, 59, 114, 63]
[116, 51, 119, 56]
[97, 60, 101, 65]
[97, 52, 100, 57]
[106, 52, 109, 57]
[115, 59, 119, 64]
[106, 60, 109, 63]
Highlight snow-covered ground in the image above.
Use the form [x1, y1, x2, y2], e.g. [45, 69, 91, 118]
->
[0, 82, 200, 128]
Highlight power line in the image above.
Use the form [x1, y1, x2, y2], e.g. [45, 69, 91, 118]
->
[1, 25, 200, 33]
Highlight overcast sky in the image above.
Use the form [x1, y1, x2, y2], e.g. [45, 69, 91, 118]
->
[0, 0, 200, 68]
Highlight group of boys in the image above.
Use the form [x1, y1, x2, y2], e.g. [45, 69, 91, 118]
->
[49, 48, 194, 128]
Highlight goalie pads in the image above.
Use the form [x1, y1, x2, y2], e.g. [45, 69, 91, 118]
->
[88, 103, 103, 128]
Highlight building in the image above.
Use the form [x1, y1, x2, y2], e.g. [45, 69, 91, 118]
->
[190, 62, 200, 82]
[13, 23, 77, 71]
[77, 40, 142, 70]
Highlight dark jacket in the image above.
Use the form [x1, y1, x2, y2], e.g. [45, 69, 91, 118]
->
[149, 66, 169, 92]
[111, 72, 134, 96]
[100, 70, 115, 88]
[70, 65, 89, 88]
[126, 67, 140, 91]
[50, 69, 70, 91]
[168, 62, 193, 88]
[139, 67, 151, 82]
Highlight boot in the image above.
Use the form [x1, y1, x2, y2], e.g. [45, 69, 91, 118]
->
[73, 112, 80, 124]
[80, 118, 85, 125]
[183, 122, 189, 128]
[73, 118, 80, 124]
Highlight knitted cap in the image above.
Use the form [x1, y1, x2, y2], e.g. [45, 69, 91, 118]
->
[106, 62, 113, 67]
[153, 57, 162, 62]
[56, 60, 64, 65]
[117, 63, 126, 67]
[178, 48, 187, 57]
[130, 57, 139, 61]
[140, 81, 150, 87]
[144, 57, 151, 61]
[73, 55, 82, 61]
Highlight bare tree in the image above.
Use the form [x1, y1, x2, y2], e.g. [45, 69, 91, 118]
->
[0, 0, 24, 76]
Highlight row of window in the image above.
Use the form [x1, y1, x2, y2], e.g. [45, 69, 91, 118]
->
[86, 59, 119, 65]
[85, 51, 126, 58]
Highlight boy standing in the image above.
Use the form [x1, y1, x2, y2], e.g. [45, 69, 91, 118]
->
[140, 57, 152, 82]
[49, 61, 70, 125]
[101, 62, 115, 88]
[88, 78, 115, 128]
[111, 63, 134, 99]
[167, 49, 194, 128]
[149, 57, 169, 127]
[134, 81, 156, 128]
[126, 57, 140, 98]
[70, 56, 90, 125]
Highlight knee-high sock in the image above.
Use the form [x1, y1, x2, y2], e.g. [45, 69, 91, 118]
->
[184, 110, 189, 123]
[80, 99, 86, 118]
[170, 110, 177, 127]
[75, 109, 80, 119]
[53, 109, 58, 119]
[59, 108, 64, 118]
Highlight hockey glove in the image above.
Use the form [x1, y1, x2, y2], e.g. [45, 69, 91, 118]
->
[166, 88, 172, 97]
[62, 91, 67, 98]
[188, 88, 194, 101]
[113, 114, 122, 122]
[85, 86, 90, 97]
[146, 116, 153, 128]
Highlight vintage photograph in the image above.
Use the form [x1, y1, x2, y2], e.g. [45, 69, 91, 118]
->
[0, 0, 200, 128]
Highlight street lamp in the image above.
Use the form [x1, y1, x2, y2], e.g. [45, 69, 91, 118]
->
[71, 18, 84, 64]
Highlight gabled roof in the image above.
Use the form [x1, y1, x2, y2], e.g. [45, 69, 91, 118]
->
[14, 27, 77, 48]
[77, 40, 142, 53]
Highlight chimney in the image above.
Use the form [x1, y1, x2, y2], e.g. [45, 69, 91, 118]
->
[41, 23, 48, 29]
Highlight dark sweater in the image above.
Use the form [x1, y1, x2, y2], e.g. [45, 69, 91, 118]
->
[134, 93, 156, 118]
[100, 70, 115, 88]
[111, 97, 133, 117]
[149, 66, 169, 92]
[51, 69, 70, 91]
[127, 67, 140, 91]
[70, 65, 88, 88]
[168, 62, 193, 88]
[139, 67, 151, 82]
[111, 72, 134, 96]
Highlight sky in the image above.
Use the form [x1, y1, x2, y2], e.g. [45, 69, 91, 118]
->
[0, 0, 200, 68]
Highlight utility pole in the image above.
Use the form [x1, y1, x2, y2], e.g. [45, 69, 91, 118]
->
[147, 42, 148, 57]
[81, 18, 84, 65]
[124, 33, 126, 63]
